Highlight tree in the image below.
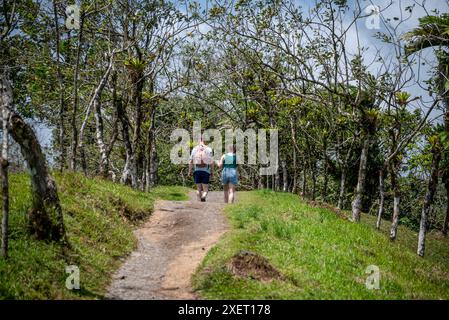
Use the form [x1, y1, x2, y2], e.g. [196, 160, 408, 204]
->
[417, 130, 442, 256]
[405, 13, 449, 236]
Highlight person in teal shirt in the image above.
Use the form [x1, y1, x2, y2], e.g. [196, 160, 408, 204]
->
[217, 145, 238, 203]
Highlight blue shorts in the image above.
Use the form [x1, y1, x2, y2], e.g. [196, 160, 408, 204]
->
[194, 171, 210, 184]
[221, 168, 238, 185]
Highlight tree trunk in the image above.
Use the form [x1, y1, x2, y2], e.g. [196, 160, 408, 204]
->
[53, 0, 65, 172]
[1, 107, 10, 257]
[146, 106, 158, 191]
[282, 160, 288, 192]
[70, 13, 84, 171]
[131, 70, 145, 187]
[351, 135, 370, 222]
[311, 162, 317, 201]
[78, 52, 114, 177]
[93, 94, 109, 177]
[443, 180, 449, 236]
[292, 144, 297, 194]
[389, 166, 401, 240]
[1, 75, 65, 241]
[376, 168, 385, 229]
[337, 167, 346, 209]
[417, 142, 441, 256]
[322, 139, 328, 201]
[301, 161, 307, 199]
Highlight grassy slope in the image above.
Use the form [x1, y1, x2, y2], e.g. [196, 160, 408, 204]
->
[193, 190, 449, 299]
[0, 173, 189, 299]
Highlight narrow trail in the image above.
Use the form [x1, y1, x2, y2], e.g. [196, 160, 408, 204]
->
[106, 191, 228, 300]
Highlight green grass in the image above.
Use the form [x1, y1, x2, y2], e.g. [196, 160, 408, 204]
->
[0, 173, 189, 300]
[193, 190, 449, 299]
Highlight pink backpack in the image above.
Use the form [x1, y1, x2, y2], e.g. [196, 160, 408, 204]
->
[193, 144, 211, 167]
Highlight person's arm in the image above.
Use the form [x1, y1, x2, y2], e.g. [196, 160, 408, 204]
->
[210, 159, 215, 175]
[217, 155, 224, 169]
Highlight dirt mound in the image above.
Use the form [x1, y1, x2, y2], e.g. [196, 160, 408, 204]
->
[226, 250, 285, 282]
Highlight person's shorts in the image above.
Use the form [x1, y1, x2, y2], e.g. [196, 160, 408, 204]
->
[221, 168, 238, 185]
[193, 171, 210, 184]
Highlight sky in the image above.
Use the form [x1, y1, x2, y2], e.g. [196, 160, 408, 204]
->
[176, 0, 449, 119]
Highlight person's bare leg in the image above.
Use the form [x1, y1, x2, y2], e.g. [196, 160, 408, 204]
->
[196, 184, 203, 201]
[201, 183, 209, 200]
[223, 184, 229, 203]
[229, 184, 236, 203]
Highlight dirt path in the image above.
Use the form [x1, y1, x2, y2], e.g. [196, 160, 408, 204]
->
[106, 191, 228, 300]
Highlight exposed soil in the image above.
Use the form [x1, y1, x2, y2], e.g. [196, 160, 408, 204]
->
[106, 191, 228, 300]
[226, 250, 286, 282]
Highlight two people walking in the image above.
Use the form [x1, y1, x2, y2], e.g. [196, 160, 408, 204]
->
[188, 138, 238, 203]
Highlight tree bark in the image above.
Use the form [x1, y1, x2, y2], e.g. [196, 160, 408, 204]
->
[417, 142, 441, 256]
[337, 166, 346, 209]
[131, 69, 145, 187]
[146, 105, 157, 191]
[70, 13, 84, 171]
[78, 52, 114, 177]
[351, 135, 370, 222]
[389, 164, 401, 240]
[292, 143, 297, 194]
[1, 75, 65, 241]
[93, 92, 109, 177]
[301, 161, 307, 199]
[322, 139, 328, 201]
[282, 160, 288, 192]
[376, 168, 385, 229]
[1, 107, 10, 257]
[443, 180, 449, 236]
[53, 0, 65, 172]
[311, 162, 317, 201]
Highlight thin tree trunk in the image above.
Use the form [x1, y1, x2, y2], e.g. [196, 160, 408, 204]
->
[351, 135, 370, 222]
[53, 0, 65, 172]
[301, 161, 307, 199]
[292, 144, 297, 194]
[417, 142, 441, 257]
[70, 13, 84, 171]
[145, 106, 157, 191]
[131, 70, 145, 186]
[1, 107, 10, 258]
[78, 53, 114, 177]
[337, 167, 346, 209]
[322, 140, 328, 201]
[93, 93, 109, 177]
[311, 162, 316, 201]
[443, 180, 449, 236]
[376, 168, 385, 229]
[282, 160, 287, 192]
[389, 166, 401, 240]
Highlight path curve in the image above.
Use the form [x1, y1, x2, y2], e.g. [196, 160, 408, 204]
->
[106, 191, 228, 300]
